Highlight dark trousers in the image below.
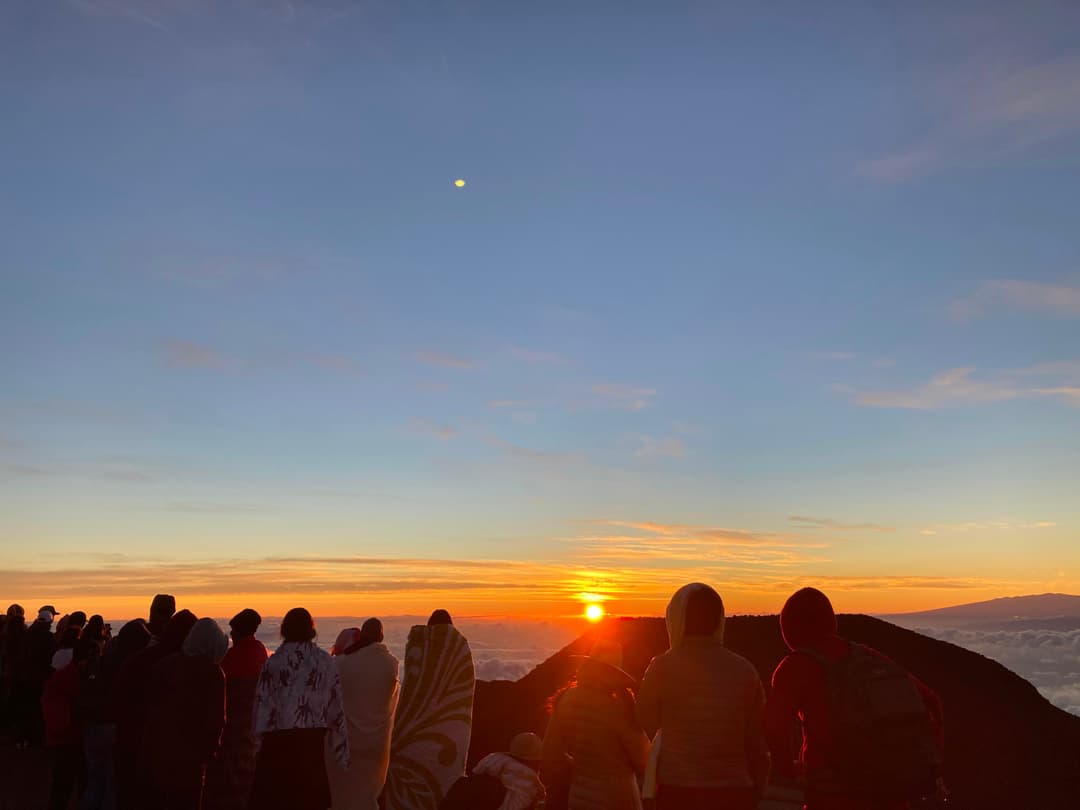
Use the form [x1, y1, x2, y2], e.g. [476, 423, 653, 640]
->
[48, 743, 87, 810]
[657, 785, 756, 810]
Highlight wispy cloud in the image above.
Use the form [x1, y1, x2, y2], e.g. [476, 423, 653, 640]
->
[951, 280, 1080, 321]
[591, 383, 656, 411]
[505, 346, 567, 365]
[489, 400, 533, 409]
[635, 436, 687, 458]
[163, 339, 231, 371]
[161, 500, 266, 514]
[853, 363, 1080, 410]
[414, 351, 476, 370]
[788, 515, 895, 533]
[810, 351, 857, 361]
[919, 520, 1056, 536]
[407, 418, 459, 440]
[860, 54, 1080, 181]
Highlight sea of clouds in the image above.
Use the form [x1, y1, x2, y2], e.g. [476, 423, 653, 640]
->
[250, 615, 580, 682]
[909, 625, 1080, 716]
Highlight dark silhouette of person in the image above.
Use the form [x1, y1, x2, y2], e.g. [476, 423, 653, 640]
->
[141, 618, 228, 810]
[764, 588, 945, 810]
[148, 594, 176, 641]
[203, 608, 268, 810]
[111, 609, 197, 810]
[428, 609, 453, 626]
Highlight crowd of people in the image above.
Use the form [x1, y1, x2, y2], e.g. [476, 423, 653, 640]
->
[0, 585, 946, 810]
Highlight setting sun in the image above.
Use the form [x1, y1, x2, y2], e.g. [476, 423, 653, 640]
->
[585, 603, 605, 622]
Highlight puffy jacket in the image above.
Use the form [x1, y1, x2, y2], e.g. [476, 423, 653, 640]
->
[637, 583, 769, 792]
[543, 677, 648, 810]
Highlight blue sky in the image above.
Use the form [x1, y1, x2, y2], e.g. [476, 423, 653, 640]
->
[2, 1, 1078, 618]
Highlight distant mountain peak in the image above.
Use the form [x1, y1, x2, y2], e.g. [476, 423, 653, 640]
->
[887, 592, 1080, 620]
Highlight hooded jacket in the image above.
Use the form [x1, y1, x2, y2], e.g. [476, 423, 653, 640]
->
[636, 583, 769, 791]
[764, 588, 944, 810]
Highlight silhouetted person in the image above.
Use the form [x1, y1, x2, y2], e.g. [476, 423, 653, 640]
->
[637, 583, 770, 810]
[3, 606, 32, 748]
[427, 609, 453, 626]
[250, 608, 349, 810]
[204, 609, 268, 810]
[78, 619, 150, 810]
[543, 640, 648, 810]
[326, 617, 400, 810]
[42, 638, 90, 810]
[25, 607, 58, 745]
[765, 588, 945, 810]
[112, 609, 197, 810]
[148, 594, 176, 641]
[141, 618, 228, 810]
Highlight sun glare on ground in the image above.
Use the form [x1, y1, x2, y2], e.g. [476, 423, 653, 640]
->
[585, 603, 605, 622]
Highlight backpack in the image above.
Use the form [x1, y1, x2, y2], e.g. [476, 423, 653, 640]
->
[439, 772, 507, 810]
[798, 643, 940, 800]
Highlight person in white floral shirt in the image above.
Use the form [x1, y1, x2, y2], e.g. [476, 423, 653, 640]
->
[248, 607, 350, 810]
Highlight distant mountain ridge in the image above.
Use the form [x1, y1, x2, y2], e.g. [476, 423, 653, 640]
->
[470, 614, 1080, 810]
[886, 592, 1080, 621]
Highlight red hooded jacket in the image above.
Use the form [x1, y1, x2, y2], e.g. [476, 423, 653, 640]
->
[764, 589, 944, 810]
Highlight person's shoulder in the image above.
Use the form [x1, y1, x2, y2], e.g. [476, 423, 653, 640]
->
[721, 647, 761, 678]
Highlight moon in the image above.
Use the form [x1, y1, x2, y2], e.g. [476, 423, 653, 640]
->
[454, 179, 466, 188]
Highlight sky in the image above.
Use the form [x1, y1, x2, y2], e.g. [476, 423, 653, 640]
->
[2, 1, 1079, 621]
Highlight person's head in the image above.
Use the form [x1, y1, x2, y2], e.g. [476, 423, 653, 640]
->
[84, 615, 106, 642]
[360, 618, 384, 644]
[684, 587, 725, 638]
[665, 583, 725, 648]
[148, 594, 177, 638]
[508, 732, 544, 772]
[116, 619, 151, 658]
[68, 611, 87, 630]
[37, 607, 56, 625]
[331, 628, 362, 656]
[182, 618, 229, 663]
[281, 607, 317, 643]
[7, 604, 24, 620]
[779, 587, 838, 651]
[162, 609, 199, 650]
[229, 608, 262, 641]
[427, 609, 452, 626]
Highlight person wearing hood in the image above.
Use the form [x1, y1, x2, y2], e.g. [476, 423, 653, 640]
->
[78, 619, 151, 810]
[112, 608, 198, 810]
[141, 617, 228, 809]
[636, 583, 770, 810]
[764, 588, 945, 810]
[203, 608, 268, 810]
[148, 594, 177, 642]
[542, 639, 649, 810]
[326, 618, 400, 810]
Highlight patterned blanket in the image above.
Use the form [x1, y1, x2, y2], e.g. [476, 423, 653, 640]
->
[383, 624, 475, 810]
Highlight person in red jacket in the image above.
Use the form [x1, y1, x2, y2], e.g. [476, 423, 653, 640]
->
[42, 640, 90, 810]
[764, 588, 945, 810]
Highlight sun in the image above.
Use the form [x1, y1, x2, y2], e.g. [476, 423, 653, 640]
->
[584, 603, 605, 622]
